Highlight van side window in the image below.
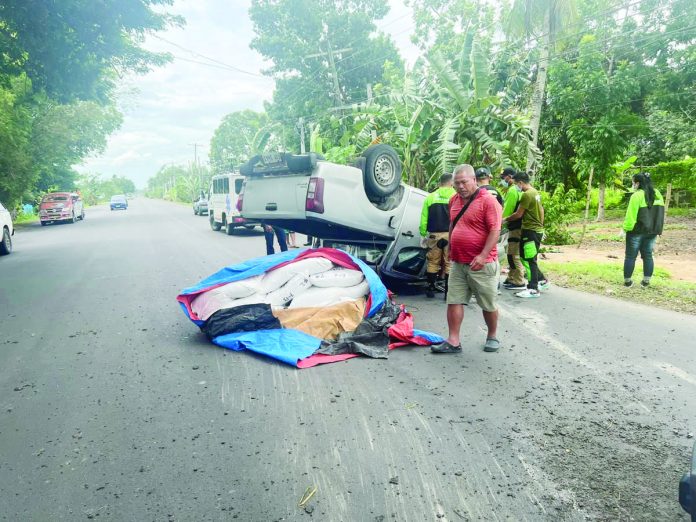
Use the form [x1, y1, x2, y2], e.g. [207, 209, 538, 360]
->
[234, 179, 243, 195]
[223, 178, 229, 194]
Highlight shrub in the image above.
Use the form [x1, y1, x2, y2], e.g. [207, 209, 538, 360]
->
[542, 185, 578, 245]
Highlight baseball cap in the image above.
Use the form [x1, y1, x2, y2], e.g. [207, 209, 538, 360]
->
[475, 167, 491, 179]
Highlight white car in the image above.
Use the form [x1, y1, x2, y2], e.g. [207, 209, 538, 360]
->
[238, 145, 428, 285]
[0, 201, 14, 256]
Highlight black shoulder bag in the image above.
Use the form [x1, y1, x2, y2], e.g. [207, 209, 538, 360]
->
[451, 188, 481, 230]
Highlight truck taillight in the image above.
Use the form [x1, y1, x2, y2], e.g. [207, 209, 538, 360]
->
[236, 192, 243, 212]
[306, 177, 324, 214]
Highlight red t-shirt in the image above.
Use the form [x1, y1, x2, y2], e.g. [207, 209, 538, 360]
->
[449, 190, 502, 264]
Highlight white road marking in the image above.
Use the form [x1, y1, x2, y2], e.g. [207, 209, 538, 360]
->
[653, 361, 696, 386]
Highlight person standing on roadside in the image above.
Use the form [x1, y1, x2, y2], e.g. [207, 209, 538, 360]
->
[503, 172, 548, 298]
[499, 168, 526, 290]
[431, 164, 502, 354]
[623, 172, 665, 287]
[264, 224, 288, 255]
[420, 173, 456, 298]
[475, 167, 504, 206]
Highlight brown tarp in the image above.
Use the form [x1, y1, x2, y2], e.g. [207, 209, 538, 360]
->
[272, 299, 366, 341]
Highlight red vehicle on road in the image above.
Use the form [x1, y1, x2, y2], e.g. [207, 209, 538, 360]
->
[39, 192, 85, 226]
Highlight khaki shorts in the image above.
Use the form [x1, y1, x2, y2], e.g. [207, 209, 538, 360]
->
[447, 261, 500, 312]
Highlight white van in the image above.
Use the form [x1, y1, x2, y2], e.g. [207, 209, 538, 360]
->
[208, 173, 258, 235]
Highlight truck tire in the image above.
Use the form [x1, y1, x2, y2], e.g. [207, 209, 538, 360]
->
[362, 144, 401, 199]
[0, 227, 11, 255]
[210, 214, 221, 231]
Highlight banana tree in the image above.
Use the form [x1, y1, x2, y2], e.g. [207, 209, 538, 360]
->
[427, 32, 533, 176]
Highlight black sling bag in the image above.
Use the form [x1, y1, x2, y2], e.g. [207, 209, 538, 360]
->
[451, 188, 481, 230]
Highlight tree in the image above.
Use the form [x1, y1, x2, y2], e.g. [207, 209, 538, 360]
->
[0, 0, 182, 102]
[547, 34, 643, 220]
[249, 0, 403, 150]
[209, 110, 272, 173]
[507, 0, 578, 175]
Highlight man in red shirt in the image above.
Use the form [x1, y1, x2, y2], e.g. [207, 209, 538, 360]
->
[432, 164, 503, 354]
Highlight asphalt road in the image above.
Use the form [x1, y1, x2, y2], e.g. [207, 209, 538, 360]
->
[1, 199, 694, 521]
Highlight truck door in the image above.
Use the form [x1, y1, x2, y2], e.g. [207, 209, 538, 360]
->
[379, 188, 428, 280]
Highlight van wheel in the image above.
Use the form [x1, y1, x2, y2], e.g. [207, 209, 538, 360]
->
[362, 144, 401, 199]
[226, 222, 236, 235]
[210, 214, 221, 231]
[0, 227, 11, 255]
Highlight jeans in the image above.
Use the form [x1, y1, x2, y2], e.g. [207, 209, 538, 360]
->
[264, 226, 288, 255]
[623, 233, 657, 280]
[520, 229, 546, 290]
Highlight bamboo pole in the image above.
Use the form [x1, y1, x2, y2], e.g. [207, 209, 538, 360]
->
[577, 166, 594, 248]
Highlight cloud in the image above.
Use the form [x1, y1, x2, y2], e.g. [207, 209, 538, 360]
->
[78, 0, 420, 189]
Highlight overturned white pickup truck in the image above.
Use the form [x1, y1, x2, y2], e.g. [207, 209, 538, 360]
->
[238, 145, 428, 286]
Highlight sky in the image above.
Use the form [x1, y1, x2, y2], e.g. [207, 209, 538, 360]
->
[78, 0, 420, 189]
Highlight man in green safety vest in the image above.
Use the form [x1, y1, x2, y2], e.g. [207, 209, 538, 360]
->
[420, 173, 456, 298]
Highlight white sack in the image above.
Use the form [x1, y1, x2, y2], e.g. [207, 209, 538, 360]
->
[191, 289, 267, 321]
[309, 267, 365, 288]
[288, 280, 370, 309]
[264, 274, 312, 307]
[215, 275, 263, 299]
[258, 257, 333, 293]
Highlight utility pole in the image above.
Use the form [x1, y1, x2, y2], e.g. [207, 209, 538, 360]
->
[305, 44, 352, 107]
[367, 83, 377, 142]
[298, 117, 306, 154]
[189, 142, 202, 196]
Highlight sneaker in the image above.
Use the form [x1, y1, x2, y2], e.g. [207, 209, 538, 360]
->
[641, 280, 650, 287]
[431, 341, 462, 354]
[426, 287, 435, 298]
[516, 289, 541, 298]
[538, 279, 551, 291]
[624, 280, 634, 287]
[503, 282, 527, 290]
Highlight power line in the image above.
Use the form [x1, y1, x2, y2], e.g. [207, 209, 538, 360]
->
[152, 34, 268, 78]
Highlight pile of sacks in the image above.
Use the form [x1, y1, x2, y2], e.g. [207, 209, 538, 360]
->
[191, 257, 370, 322]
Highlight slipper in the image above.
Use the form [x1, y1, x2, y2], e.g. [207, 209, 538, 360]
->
[483, 338, 501, 352]
[431, 341, 462, 354]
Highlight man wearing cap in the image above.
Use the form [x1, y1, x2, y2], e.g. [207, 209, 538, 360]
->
[420, 173, 456, 298]
[499, 168, 526, 290]
[431, 164, 502, 354]
[475, 167, 504, 206]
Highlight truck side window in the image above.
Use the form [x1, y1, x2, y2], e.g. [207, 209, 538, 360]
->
[392, 247, 427, 275]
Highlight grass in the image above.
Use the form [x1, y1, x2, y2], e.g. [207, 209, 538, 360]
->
[13, 213, 38, 224]
[543, 261, 696, 315]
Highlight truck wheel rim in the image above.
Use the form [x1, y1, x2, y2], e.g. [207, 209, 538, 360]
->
[374, 156, 395, 186]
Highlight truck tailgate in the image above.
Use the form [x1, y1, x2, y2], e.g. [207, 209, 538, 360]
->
[241, 174, 309, 220]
